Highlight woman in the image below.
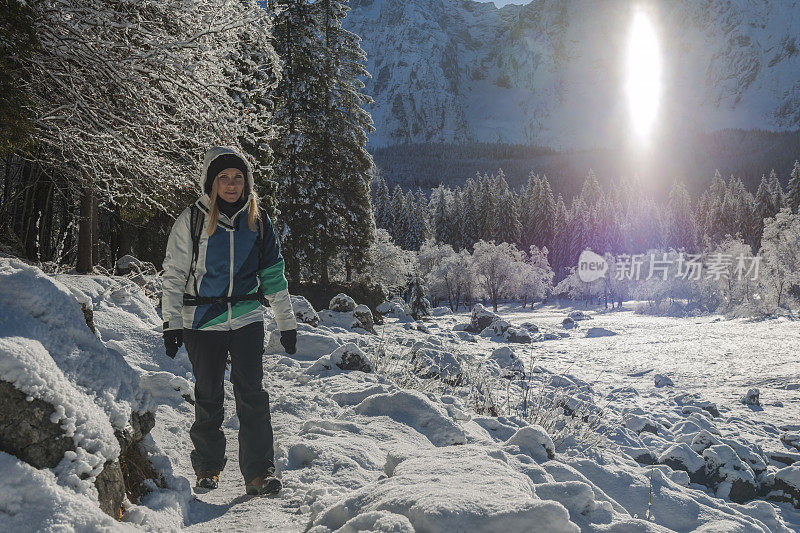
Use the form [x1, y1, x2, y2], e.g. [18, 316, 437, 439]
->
[161, 146, 297, 496]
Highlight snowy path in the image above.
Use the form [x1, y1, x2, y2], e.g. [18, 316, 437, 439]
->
[10, 263, 800, 532]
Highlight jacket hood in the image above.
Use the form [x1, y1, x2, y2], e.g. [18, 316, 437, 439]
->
[201, 146, 254, 194]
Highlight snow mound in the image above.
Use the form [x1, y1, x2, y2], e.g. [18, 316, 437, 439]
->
[505, 425, 555, 461]
[0, 452, 135, 532]
[584, 327, 617, 338]
[352, 390, 467, 446]
[488, 346, 525, 377]
[0, 259, 143, 430]
[310, 445, 579, 533]
[267, 326, 342, 360]
[431, 306, 452, 316]
[567, 310, 592, 321]
[377, 299, 412, 321]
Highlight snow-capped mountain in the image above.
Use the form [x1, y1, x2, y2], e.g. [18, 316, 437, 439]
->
[344, 0, 800, 149]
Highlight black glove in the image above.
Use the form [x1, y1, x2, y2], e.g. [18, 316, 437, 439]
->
[163, 325, 183, 359]
[280, 329, 297, 355]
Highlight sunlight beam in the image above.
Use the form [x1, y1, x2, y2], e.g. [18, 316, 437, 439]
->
[626, 9, 661, 144]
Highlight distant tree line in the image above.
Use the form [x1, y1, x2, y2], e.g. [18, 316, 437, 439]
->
[372, 161, 800, 283]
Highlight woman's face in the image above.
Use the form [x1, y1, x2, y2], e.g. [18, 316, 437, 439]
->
[215, 168, 245, 203]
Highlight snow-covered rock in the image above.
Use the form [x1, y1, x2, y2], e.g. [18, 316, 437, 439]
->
[467, 303, 501, 333]
[353, 304, 376, 334]
[781, 432, 800, 452]
[584, 327, 617, 338]
[654, 374, 674, 387]
[488, 346, 525, 378]
[267, 326, 342, 360]
[702, 444, 758, 503]
[772, 464, 800, 508]
[568, 310, 592, 321]
[291, 294, 319, 327]
[741, 388, 761, 406]
[306, 343, 373, 374]
[479, 318, 510, 337]
[431, 306, 452, 316]
[329, 293, 357, 312]
[411, 348, 465, 386]
[624, 414, 658, 435]
[658, 443, 706, 484]
[562, 317, 577, 329]
[377, 298, 412, 321]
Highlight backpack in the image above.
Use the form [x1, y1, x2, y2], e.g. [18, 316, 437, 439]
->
[183, 203, 269, 307]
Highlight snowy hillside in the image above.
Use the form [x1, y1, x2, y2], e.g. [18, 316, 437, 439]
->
[345, 0, 800, 149]
[2, 257, 800, 531]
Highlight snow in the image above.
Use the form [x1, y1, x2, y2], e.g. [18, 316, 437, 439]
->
[2, 260, 800, 531]
[0, 337, 118, 494]
[0, 452, 137, 532]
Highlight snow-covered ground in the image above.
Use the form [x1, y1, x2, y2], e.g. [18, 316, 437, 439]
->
[2, 258, 800, 531]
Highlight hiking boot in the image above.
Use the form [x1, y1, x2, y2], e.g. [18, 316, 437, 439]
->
[245, 472, 282, 496]
[196, 471, 219, 490]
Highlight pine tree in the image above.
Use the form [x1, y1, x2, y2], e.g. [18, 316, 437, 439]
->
[537, 175, 556, 252]
[270, 0, 323, 282]
[551, 194, 568, 281]
[372, 175, 391, 229]
[388, 185, 408, 247]
[496, 185, 521, 246]
[753, 175, 776, 250]
[519, 173, 537, 252]
[768, 169, 785, 211]
[666, 182, 696, 251]
[409, 272, 431, 319]
[580, 169, 602, 208]
[431, 185, 450, 245]
[787, 161, 800, 214]
[462, 178, 479, 250]
[317, 0, 376, 283]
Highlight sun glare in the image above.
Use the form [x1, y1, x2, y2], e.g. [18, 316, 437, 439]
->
[625, 9, 661, 143]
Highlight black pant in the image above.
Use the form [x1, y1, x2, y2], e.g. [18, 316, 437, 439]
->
[183, 321, 275, 481]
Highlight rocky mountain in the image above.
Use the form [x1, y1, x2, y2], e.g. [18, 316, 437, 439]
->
[344, 0, 800, 150]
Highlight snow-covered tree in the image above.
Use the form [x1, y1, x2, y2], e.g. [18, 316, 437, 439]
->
[360, 228, 415, 293]
[666, 182, 697, 252]
[409, 272, 431, 319]
[758, 208, 800, 311]
[18, 0, 279, 271]
[471, 239, 524, 311]
[786, 161, 800, 214]
[432, 249, 474, 311]
[515, 245, 554, 308]
[271, 0, 323, 282]
[316, 0, 376, 283]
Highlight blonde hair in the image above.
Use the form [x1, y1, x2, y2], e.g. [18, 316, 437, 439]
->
[207, 176, 261, 237]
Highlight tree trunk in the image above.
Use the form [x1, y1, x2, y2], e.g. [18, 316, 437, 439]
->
[77, 184, 93, 273]
[91, 194, 99, 266]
